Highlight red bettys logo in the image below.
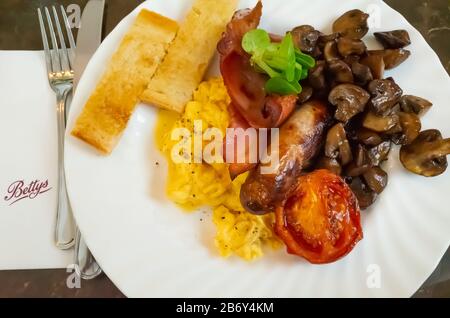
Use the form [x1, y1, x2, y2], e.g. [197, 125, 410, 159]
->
[4, 179, 52, 205]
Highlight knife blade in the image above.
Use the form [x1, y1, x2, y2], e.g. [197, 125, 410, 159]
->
[71, 0, 105, 280]
[73, 0, 105, 89]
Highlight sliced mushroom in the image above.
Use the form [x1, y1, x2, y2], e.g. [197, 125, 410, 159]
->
[383, 105, 403, 135]
[357, 128, 383, 146]
[310, 46, 323, 59]
[315, 156, 342, 175]
[317, 32, 341, 48]
[362, 111, 399, 132]
[329, 84, 370, 123]
[383, 49, 411, 69]
[346, 162, 371, 178]
[351, 62, 373, 86]
[349, 177, 377, 209]
[390, 112, 421, 145]
[355, 144, 371, 167]
[325, 123, 353, 165]
[332, 9, 369, 39]
[360, 53, 385, 79]
[368, 79, 403, 115]
[324, 41, 340, 62]
[308, 60, 327, 91]
[368, 49, 411, 70]
[337, 37, 367, 57]
[328, 60, 354, 84]
[400, 129, 450, 177]
[367, 141, 392, 166]
[384, 122, 403, 135]
[343, 55, 361, 65]
[297, 86, 313, 104]
[374, 30, 411, 49]
[346, 145, 372, 177]
[363, 166, 388, 194]
[387, 102, 401, 114]
[292, 25, 320, 54]
[400, 95, 433, 116]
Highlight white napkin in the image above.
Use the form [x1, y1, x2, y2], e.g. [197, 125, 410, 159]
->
[0, 51, 73, 270]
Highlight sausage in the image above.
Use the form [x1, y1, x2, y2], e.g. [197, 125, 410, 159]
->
[240, 100, 331, 214]
[226, 95, 298, 179]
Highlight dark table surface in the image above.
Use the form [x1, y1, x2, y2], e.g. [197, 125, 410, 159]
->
[0, 0, 449, 298]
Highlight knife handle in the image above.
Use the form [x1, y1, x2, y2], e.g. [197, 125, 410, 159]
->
[74, 228, 102, 280]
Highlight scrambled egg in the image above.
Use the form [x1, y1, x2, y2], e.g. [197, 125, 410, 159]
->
[155, 78, 280, 260]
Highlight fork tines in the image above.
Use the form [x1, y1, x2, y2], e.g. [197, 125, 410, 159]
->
[37, 6, 76, 75]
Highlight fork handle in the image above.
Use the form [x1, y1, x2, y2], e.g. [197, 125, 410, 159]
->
[55, 89, 75, 249]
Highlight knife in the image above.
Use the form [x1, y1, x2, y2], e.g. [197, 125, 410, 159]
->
[72, 0, 105, 280]
[73, 0, 105, 90]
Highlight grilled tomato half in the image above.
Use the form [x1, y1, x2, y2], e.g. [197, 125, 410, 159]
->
[275, 169, 363, 264]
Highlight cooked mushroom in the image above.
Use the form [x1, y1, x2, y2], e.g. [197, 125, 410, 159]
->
[312, 46, 323, 59]
[400, 129, 450, 177]
[369, 49, 411, 70]
[346, 162, 371, 178]
[317, 32, 341, 48]
[297, 85, 313, 104]
[328, 60, 354, 84]
[325, 123, 353, 165]
[384, 122, 403, 135]
[363, 166, 388, 194]
[346, 145, 372, 177]
[400, 95, 433, 116]
[292, 25, 320, 54]
[337, 37, 367, 57]
[324, 41, 340, 62]
[332, 9, 369, 39]
[315, 156, 342, 175]
[308, 60, 327, 91]
[355, 144, 371, 167]
[387, 101, 401, 114]
[367, 141, 392, 166]
[357, 128, 383, 146]
[362, 111, 399, 132]
[329, 84, 370, 122]
[349, 177, 377, 209]
[374, 30, 411, 49]
[343, 55, 361, 65]
[383, 49, 411, 69]
[390, 112, 421, 145]
[360, 53, 385, 79]
[351, 62, 373, 86]
[383, 106, 403, 135]
[368, 79, 403, 115]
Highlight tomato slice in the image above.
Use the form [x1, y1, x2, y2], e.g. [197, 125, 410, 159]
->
[275, 169, 363, 264]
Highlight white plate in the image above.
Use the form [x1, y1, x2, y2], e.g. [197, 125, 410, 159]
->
[65, 0, 450, 297]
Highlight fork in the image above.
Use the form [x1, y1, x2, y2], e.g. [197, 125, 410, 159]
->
[38, 5, 102, 280]
[38, 6, 76, 249]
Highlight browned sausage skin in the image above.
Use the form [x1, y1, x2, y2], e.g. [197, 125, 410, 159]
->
[240, 100, 331, 215]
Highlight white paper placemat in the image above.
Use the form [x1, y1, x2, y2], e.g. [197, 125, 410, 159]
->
[0, 51, 73, 270]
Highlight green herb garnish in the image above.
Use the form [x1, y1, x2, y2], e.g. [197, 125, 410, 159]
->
[242, 29, 316, 95]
